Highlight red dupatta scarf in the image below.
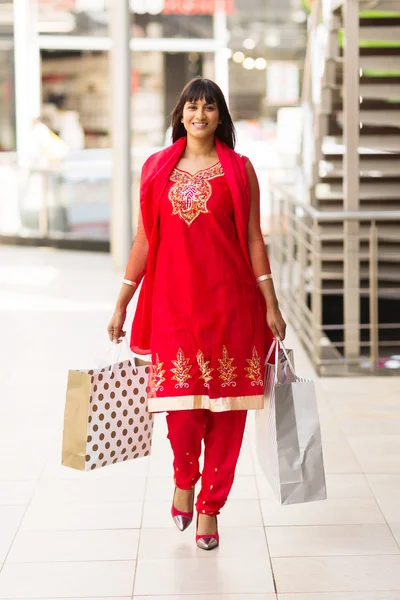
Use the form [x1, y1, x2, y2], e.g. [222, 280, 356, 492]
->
[130, 136, 255, 355]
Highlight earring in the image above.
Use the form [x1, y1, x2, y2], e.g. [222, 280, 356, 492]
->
[218, 120, 223, 124]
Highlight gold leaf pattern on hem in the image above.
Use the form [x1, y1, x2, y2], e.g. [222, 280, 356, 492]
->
[151, 353, 166, 392]
[218, 345, 237, 387]
[196, 350, 214, 387]
[245, 346, 263, 386]
[171, 348, 192, 389]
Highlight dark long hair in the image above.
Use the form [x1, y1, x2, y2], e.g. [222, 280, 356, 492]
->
[171, 77, 236, 149]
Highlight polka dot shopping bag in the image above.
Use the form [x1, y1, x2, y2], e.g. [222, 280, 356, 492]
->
[62, 347, 153, 471]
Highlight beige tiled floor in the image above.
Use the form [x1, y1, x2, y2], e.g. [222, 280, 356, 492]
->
[0, 246, 400, 599]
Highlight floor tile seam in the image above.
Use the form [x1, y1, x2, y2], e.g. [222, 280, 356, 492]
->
[0, 473, 39, 577]
[267, 551, 400, 558]
[323, 405, 375, 474]
[255, 472, 277, 595]
[141, 520, 267, 528]
[134, 556, 275, 563]
[323, 471, 367, 475]
[275, 589, 400, 595]
[275, 594, 400, 598]
[132, 454, 151, 596]
[12, 527, 142, 533]
[361, 473, 400, 551]
[263, 522, 388, 527]
[19, 527, 144, 534]
[4, 558, 138, 566]
[260, 495, 386, 504]
[271, 553, 400, 560]
[387, 522, 400, 554]
[27, 499, 147, 506]
[0, 597, 131, 600]
[263, 523, 398, 529]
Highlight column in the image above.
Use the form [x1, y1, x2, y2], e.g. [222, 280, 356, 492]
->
[343, 0, 360, 362]
[13, 0, 41, 166]
[110, 0, 132, 270]
[213, 1, 229, 102]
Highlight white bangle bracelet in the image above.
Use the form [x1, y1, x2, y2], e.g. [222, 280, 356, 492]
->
[122, 279, 137, 288]
[256, 274, 273, 284]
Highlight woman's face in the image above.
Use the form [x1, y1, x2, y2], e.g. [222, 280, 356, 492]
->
[181, 97, 220, 141]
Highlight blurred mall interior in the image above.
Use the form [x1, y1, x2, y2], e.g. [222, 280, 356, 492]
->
[0, 0, 306, 238]
[1, 0, 400, 375]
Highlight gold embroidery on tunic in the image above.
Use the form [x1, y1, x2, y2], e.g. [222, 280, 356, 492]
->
[151, 354, 166, 392]
[169, 163, 224, 226]
[218, 345, 237, 387]
[171, 348, 192, 388]
[245, 347, 263, 386]
[196, 350, 214, 387]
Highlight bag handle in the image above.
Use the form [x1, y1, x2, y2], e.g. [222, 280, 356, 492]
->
[277, 339, 297, 379]
[265, 339, 278, 364]
[266, 338, 298, 385]
[101, 337, 136, 371]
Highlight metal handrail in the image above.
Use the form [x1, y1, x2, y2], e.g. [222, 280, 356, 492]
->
[269, 182, 400, 376]
[273, 184, 400, 221]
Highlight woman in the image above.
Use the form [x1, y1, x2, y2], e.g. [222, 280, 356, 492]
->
[107, 77, 286, 551]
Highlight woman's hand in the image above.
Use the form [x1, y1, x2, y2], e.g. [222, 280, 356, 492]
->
[267, 305, 287, 341]
[107, 309, 127, 343]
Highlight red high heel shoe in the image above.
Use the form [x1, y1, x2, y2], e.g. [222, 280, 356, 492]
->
[171, 487, 194, 532]
[196, 514, 219, 551]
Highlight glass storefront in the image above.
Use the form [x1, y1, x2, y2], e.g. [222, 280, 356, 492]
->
[38, 0, 214, 38]
[1, 0, 306, 244]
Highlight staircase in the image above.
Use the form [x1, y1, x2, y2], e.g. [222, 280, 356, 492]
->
[271, 0, 400, 374]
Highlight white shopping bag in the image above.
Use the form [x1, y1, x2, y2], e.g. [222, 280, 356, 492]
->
[255, 340, 327, 505]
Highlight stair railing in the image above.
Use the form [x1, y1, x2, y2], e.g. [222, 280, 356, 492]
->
[269, 182, 400, 375]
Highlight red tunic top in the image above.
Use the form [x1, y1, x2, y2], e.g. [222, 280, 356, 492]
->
[146, 159, 271, 412]
[124, 139, 274, 412]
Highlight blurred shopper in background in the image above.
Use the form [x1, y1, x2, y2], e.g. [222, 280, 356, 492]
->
[107, 77, 286, 551]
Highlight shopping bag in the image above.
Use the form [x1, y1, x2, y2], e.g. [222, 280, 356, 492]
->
[62, 344, 153, 471]
[255, 340, 327, 505]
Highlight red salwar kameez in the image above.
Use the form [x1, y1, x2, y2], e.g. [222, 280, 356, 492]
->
[125, 137, 274, 515]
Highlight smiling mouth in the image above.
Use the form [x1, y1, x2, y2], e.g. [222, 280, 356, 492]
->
[192, 122, 207, 127]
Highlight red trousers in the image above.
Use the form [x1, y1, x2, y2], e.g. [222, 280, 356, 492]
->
[166, 409, 247, 516]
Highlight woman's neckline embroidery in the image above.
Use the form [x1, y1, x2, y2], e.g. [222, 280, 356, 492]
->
[168, 162, 224, 226]
[173, 161, 221, 178]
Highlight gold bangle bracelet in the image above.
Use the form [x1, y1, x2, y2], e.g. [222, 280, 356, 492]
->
[122, 279, 137, 288]
[256, 274, 273, 284]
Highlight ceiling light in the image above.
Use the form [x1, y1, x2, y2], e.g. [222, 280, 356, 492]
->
[243, 57, 255, 70]
[265, 31, 280, 47]
[292, 10, 307, 23]
[243, 38, 256, 50]
[255, 57, 267, 70]
[223, 48, 233, 59]
[233, 51, 245, 64]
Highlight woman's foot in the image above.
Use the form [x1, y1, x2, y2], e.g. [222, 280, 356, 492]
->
[196, 514, 219, 551]
[171, 487, 194, 532]
[174, 487, 195, 513]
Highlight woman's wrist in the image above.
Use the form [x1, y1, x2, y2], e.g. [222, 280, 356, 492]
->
[115, 304, 128, 314]
[115, 281, 136, 312]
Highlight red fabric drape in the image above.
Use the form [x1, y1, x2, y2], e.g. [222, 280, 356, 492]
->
[130, 137, 264, 355]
